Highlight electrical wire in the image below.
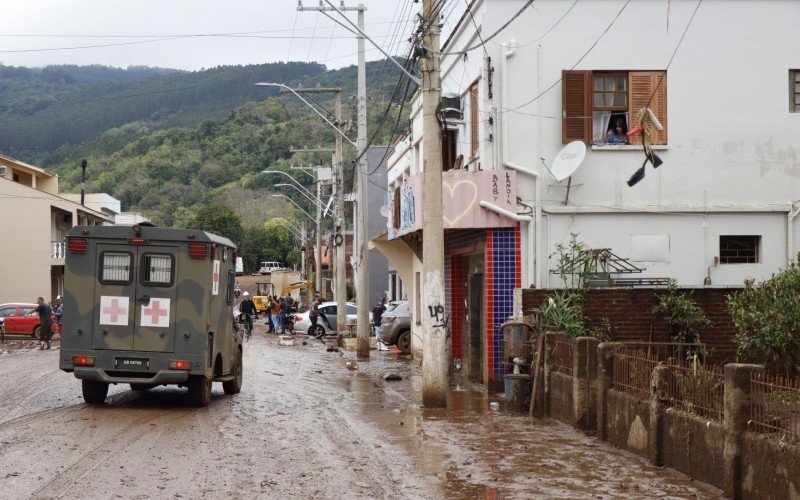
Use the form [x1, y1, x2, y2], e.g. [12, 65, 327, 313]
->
[440, 0, 536, 56]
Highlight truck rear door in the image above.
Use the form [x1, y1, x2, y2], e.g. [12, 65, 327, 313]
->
[93, 244, 178, 352]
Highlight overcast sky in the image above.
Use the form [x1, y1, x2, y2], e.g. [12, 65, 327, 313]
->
[0, 0, 441, 71]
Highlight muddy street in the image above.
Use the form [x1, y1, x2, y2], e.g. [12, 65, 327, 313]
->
[0, 327, 721, 499]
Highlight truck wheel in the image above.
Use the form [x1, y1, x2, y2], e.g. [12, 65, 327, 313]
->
[397, 330, 411, 354]
[223, 349, 243, 395]
[82, 380, 109, 404]
[188, 375, 212, 407]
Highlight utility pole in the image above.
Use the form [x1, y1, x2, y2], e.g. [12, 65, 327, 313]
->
[333, 95, 347, 333]
[354, 4, 370, 358]
[299, 0, 370, 356]
[316, 177, 323, 294]
[420, 0, 447, 406]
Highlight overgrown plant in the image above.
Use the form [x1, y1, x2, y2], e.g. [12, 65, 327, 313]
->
[652, 280, 711, 357]
[727, 259, 800, 377]
[532, 234, 597, 338]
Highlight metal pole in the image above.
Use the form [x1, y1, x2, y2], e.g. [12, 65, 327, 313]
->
[334, 95, 347, 333]
[301, 220, 306, 279]
[355, 4, 370, 358]
[421, 0, 447, 407]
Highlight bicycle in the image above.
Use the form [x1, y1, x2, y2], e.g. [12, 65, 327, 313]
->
[240, 313, 253, 342]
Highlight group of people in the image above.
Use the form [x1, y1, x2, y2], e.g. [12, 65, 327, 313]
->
[237, 291, 298, 335]
[34, 295, 62, 350]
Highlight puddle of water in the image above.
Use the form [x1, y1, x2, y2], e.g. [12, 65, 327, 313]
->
[338, 353, 722, 499]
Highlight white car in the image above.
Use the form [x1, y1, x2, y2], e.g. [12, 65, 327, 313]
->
[258, 261, 284, 275]
[294, 301, 358, 336]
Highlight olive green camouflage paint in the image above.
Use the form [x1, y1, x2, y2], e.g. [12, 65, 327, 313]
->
[59, 225, 239, 382]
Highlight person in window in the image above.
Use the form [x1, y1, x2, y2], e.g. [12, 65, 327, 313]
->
[605, 118, 630, 145]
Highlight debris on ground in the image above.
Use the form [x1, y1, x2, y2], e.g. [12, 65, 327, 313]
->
[346, 361, 357, 371]
[279, 336, 294, 346]
[382, 372, 403, 381]
[326, 346, 339, 352]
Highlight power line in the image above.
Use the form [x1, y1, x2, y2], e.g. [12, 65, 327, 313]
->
[440, 0, 536, 56]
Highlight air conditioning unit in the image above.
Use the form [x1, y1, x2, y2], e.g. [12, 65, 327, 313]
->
[0, 166, 8, 176]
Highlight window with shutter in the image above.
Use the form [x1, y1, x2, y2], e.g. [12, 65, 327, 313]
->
[792, 70, 800, 113]
[392, 186, 400, 229]
[470, 83, 479, 158]
[562, 70, 667, 145]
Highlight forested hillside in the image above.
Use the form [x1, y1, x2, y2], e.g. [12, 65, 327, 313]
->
[37, 58, 412, 232]
[0, 58, 407, 166]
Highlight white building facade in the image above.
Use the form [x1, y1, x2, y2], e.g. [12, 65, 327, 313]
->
[379, 0, 800, 388]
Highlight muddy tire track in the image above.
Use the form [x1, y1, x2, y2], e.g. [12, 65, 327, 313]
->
[31, 408, 202, 500]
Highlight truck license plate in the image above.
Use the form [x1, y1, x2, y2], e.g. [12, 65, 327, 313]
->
[116, 357, 149, 370]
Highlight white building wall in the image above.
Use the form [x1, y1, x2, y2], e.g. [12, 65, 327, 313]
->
[437, 0, 800, 287]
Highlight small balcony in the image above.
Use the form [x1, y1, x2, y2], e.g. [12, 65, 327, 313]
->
[388, 169, 518, 240]
[52, 241, 65, 261]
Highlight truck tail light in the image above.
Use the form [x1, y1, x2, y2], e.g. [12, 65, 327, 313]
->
[67, 238, 88, 254]
[170, 360, 191, 370]
[188, 243, 207, 259]
[295, 315, 303, 322]
[72, 356, 94, 367]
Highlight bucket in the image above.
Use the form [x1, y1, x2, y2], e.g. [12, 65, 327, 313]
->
[504, 373, 532, 412]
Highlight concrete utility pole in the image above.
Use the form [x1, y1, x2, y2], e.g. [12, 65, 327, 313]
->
[316, 177, 323, 294]
[420, 0, 448, 407]
[354, 5, 370, 358]
[333, 95, 347, 333]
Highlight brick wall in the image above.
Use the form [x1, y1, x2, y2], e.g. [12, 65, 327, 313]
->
[522, 288, 740, 362]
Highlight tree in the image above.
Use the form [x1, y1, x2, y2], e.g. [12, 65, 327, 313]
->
[727, 261, 800, 376]
[188, 204, 243, 247]
[262, 218, 296, 264]
[652, 280, 711, 357]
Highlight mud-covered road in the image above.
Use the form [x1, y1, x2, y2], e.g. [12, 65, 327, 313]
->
[0, 328, 722, 499]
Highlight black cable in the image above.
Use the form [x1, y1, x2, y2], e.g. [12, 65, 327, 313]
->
[440, 0, 535, 56]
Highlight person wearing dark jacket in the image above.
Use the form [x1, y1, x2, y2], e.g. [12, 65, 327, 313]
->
[34, 297, 53, 350]
[372, 298, 388, 351]
[239, 291, 258, 335]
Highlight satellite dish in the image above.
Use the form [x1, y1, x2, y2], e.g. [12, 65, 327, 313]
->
[379, 205, 390, 218]
[550, 141, 587, 182]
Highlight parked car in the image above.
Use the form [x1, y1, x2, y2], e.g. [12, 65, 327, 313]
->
[380, 300, 411, 353]
[294, 301, 357, 337]
[0, 303, 61, 337]
[258, 261, 284, 275]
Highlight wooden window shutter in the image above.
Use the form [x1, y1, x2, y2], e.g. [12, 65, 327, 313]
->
[562, 70, 591, 144]
[628, 71, 667, 145]
[470, 83, 479, 158]
[392, 186, 400, 229]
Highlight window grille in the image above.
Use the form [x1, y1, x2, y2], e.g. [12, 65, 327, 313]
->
[102, 253, 131, 282]
[143, 254, 173, 285]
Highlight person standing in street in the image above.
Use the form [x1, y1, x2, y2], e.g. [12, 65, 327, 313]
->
[53, 296, 63, 334]
[309, 293, 321, 333]
[372, 298, 388, 351]
[34, 296, 53, 350]
[269, 295, 282, 334]
[266, 296, 274, 334]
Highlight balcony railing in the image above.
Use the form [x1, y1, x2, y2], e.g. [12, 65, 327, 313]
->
[52, 241, 65, 259]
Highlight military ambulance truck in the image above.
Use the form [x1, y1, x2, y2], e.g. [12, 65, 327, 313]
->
[59, 224, 243, 407]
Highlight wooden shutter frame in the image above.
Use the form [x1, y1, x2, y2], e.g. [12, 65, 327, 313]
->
[562, 70, 592, 144]
[628, 71, 668, 145]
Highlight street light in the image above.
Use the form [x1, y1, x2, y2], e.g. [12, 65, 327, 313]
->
[269, 218, 302, 240]
[262, 170, 323, 206]
[254, 83, 356, 147]
[274, 183, 324, 211]
[272, 194, 314, 220]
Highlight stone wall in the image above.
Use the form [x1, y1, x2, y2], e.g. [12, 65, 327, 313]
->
[661, 410, 725, 489]
[740, 432, 800, 499]
[547, 372, 574, 425]
[605, 390, 650, 458]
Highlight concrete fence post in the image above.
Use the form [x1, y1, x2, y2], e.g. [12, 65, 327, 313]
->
[596, 342, 624, 442]
[648, 364, 669, 466]
[723, 363, 763, 499]
[574, 336, 600, 432]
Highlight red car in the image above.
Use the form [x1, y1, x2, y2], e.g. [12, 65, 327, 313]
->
[0, 303, 61, 337]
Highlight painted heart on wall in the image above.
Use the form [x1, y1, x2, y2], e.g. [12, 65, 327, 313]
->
[442, 180, 477, 228]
